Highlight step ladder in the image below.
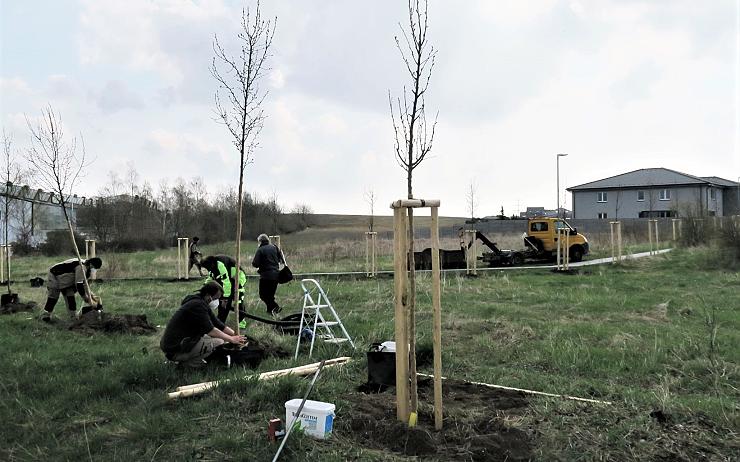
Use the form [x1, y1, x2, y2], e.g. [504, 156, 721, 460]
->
[294, 279, 355, 359]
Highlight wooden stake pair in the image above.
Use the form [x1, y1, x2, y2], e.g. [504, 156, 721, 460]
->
[556, 228, 570, 271]
[391, 199, 443, 430]
[671, 218, 683, 241]
[609, 221, 622, 263]
[365, 231, 378, 277]
[0, 244, 9, 284]
[85, 240, 97, 279]
[176, 237, 190, 280]
[648, 220, 659, 255]
[463, 229, 477, 275]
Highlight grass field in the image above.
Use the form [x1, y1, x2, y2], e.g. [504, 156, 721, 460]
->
[1, 234, 738, 460]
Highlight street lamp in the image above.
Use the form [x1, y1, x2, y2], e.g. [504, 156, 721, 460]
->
[556, 153, 568, 218]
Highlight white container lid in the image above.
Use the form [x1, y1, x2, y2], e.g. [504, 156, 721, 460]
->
[285, 399, 336, 413]
[380, 341, 396, 352]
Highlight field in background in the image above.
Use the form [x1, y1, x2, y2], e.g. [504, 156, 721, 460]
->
[1, 246, 737, 460]
[9, 214, 673, 282]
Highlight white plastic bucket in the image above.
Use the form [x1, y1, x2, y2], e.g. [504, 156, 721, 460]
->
[285, 399, 335, 439]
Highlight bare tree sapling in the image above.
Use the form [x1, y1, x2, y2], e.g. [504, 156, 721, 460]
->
[25, 106, 96, 311]
[211, 1, 275, 334]
[389, 0, 438, 413]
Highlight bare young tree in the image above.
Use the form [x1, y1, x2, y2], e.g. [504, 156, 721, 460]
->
[211, 1, 275, 332]
[364, 188, 376, 232]
[466, 179, 476, 221]
[25, 106, 96, 307]
[389, 0, 438, 413]
[2, 129, 23, 291]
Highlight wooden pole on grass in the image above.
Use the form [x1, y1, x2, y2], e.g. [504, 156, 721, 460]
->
[391, 199, 443, 428]
[430, 206, 443, 430]
[392, 206, 410, 422]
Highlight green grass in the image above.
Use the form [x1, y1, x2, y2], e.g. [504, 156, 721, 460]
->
[1, 246, 738, 460]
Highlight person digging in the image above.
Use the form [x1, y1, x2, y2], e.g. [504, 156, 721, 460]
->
[39, 257, 102, 322]
[160, 281, 246, 368]
[200, 255, 248, 328]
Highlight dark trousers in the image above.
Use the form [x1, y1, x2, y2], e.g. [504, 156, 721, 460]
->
[259, 279, 280, 313]
[216, 297, 247, 324]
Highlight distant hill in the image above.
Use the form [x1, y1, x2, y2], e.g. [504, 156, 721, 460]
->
[306, 214, 466, 232]
[281, 213, 467, 246]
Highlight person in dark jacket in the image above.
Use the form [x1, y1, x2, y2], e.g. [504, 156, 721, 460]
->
[201, 254, 248, 325]
[160, 281, 246, 367]
[251, 234, 284, 316]
[40, 257, 102, 321]
[188, 236, 204, 277]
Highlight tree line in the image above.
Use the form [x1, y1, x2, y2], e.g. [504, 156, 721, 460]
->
[75, 172, 313, 252]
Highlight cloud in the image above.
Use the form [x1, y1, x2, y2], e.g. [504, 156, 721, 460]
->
[44, 75, 84, 101]
[0, 77, 32, 95]
[93, 80, 145, 114]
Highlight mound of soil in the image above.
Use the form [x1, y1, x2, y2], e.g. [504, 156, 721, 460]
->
[69, 310, 157, 335]
[244, 335, 291, 359]
[213, 335, 291, 365]
[342, 378, 532, 461]
[0, 301, 37, 314]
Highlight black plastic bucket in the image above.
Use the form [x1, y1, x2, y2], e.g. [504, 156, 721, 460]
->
[367, 344, 396, 386]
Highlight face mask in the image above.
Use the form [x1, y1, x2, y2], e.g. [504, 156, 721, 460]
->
[208, 299, 219, 310]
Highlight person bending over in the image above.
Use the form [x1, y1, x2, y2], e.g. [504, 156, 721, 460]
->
[160, 281, 246, 367]
[40, 257, 102, 321]
[252, 234, 284, 316]
[201, 254, 248, 327]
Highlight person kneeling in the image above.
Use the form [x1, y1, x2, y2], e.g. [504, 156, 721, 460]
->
[160, 281, 246, 367]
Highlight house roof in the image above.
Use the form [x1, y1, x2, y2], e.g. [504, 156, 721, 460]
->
[567, 168, 736, 191]
[699, 176, 739, 187]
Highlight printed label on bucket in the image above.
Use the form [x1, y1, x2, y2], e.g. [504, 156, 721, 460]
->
[291, 410, 319, 432]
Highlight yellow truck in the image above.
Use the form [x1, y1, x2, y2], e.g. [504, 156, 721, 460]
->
[521, 217, 589, 262]
[479, 217, 589, 266]
[415, 217, 590, 269]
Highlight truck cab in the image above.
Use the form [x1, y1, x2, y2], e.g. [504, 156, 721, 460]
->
[525, 217, 589, 262]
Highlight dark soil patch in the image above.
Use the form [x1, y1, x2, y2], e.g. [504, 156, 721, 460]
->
[217, 335, 291, 360]
[244, 335, 291, 359]
[0, 301, 37, 314]
[341, 378, 532, 461]
[68, 310, 157, 335]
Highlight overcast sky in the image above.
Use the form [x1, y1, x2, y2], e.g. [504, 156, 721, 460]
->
[2, 0, 739, 217]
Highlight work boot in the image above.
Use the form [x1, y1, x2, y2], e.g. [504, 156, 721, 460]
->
[39, 310, 52, 322]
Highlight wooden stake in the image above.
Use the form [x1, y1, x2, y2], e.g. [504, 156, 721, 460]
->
[416, 373, 612, 405]
[168, 357, 351, 400]
[431, 206, 443, 430]
[407, 206, 418, 414]
[393, 206, 410, 422]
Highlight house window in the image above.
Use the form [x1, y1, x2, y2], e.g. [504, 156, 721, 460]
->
[637, 191, 645, 201]
[659, 189, 671, 201]
[598, 212, 608, 219]
[597, 192, 607, 203]
[709, 188, 716, 200]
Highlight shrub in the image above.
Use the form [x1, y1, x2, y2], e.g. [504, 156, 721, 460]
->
[39, 230, 85, 256]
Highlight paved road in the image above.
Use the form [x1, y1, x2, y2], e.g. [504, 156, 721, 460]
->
[291, 248, 674, 278]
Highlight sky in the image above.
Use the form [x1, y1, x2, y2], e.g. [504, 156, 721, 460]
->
[1, 0, 739, 217]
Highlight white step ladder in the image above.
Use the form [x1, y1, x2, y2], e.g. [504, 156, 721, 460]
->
[294, 279, 355, 359]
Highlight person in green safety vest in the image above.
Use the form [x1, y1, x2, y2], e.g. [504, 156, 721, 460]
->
[201, 255, 248, 328]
